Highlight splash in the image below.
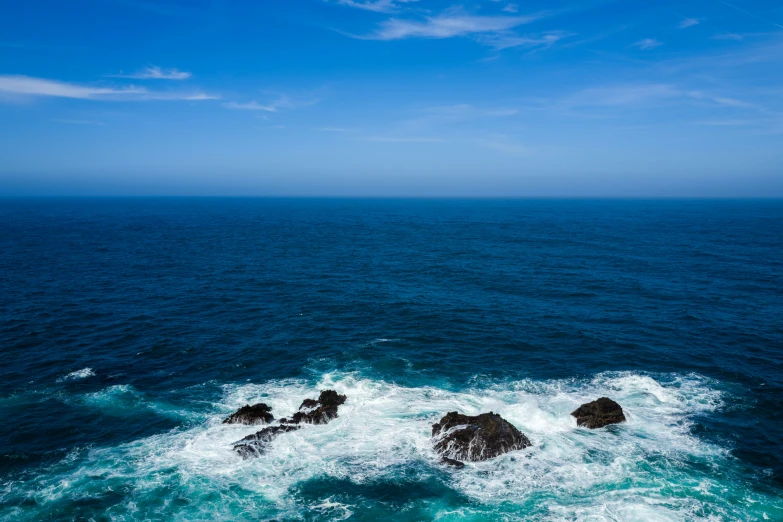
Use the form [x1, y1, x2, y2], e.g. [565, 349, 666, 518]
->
[2, 372, 780, 521]
[56, 368, 95, 382]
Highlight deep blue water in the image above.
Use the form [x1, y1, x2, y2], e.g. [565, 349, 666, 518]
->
[0, 199, 782, 521]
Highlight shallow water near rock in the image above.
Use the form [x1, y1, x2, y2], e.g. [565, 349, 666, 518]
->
[1, 199, 782, 521]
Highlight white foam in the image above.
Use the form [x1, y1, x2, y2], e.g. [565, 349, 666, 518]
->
[8, 372, 781, 521]
[57, 367, 95, 382]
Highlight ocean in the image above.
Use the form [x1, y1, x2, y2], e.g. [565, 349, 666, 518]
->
[0, 198, 781, 521]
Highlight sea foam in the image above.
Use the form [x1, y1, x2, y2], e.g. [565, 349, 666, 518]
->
[3, 372, 780, 521]
[56, 367, 95, 382]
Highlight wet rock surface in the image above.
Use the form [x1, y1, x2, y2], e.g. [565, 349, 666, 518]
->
[571, 397, 626, 429]
[233, 390, 347, 458]
[233, 425, 301, 458]
[222, 403, 274, 425]
[441, 457, 465, 468]
[432, 411, 531, 462]
[280, 390, 347, 425]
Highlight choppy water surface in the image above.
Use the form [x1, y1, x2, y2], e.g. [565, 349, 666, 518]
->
[1, 199, 781, 521]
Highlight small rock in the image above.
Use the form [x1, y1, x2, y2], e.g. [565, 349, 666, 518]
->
[300, 398, 319, 409]
[441, 457, 465, 468]
[282, 390, 347, 425]
[571, 397, 626, 429]
[233, 424, 300, 458]
[432, 411, 531, 462]
[223, 403, 274, 425]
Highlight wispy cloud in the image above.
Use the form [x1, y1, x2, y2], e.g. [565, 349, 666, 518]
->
[479, 31, 570, 50]
[222, 93, 319, 113]
[502, 4, 518, 14]
[718, 1, 783, 30]
[678, 18, 699, 29]
[692, 119, 750, 126]
[359, 136, 445, 143]
[222, 101, 279, 112]
[0, 75, 143, 99]
[357, 12, 545, 40]
[109, 65, 192, 80]
[633, 38, 663, 50]
[335, 0, 418, 13]
[318, 126, 352, 132]
[711, 96, 756, 108]
[51, 118, 107, 126]
[712, 33, 744, 41]
[399, 103, 520, 129]
[563, 84, 680, 108]
[0, 75, 217, 101]
[476, 134, 529, 155]
[688, 91, 781, 123]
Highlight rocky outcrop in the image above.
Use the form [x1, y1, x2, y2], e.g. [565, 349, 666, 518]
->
[223, 403, 274, 425]
[232, 390, 348, 458]
[280, 390, 347, 425]
[571, 397, 626, 428]
[233, 425, 300, 458]
[432, 412, 531, 462]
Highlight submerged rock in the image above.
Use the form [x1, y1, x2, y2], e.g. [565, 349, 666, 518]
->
[571, 397, 626, 429]
[233, 425, 300, 458]
[223, 403, 274, 425]
[432, 411, 531, 462]
[280, 390, 347, 425]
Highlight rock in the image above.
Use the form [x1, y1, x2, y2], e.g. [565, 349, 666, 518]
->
[232, 390, 347, 459]
[233, 425, 300, 458]
[281, 390, 347, 425]
[440, 457, 465, 468]
[223, 403, 274, 425]
[571, 397, 626, 429]
[432, 411, 531, 462]
[299, 398, 319, 409]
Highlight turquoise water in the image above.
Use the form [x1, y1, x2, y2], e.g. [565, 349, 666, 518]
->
[1, 199, 781, 520]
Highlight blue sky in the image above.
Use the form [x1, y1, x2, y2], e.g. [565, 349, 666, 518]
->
[0, 0, 781, 196]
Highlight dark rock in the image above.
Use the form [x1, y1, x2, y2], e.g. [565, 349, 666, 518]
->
[300, 398, 319, 409]
[284, 390, 347, 425]
[223, 403, 274, 425]
[440, 457, 465, 468]
[432, 411, 531, 462]
[233, 425, 300, 458]
[571, 397, 626, 429]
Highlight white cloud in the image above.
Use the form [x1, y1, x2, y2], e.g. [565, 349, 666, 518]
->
[0, 75, 217, 101]
[678, 18, 699, 29]
[502, 4, 518, 13]
[336, 0, 417, 13]
[633, 38, 663, 50]
[563, 84, 681, 108]
[222, 101, 279, 112]
[363, 12, 544, 40]
[222, 94, 319, 113]
[711, 96, 756, 108]
[360, 136, 445, 142]
[0, 75, 144, 99]
[479, 31, 569, 50]
[109, 65, 191, 80]
[712, 33, 744, 41]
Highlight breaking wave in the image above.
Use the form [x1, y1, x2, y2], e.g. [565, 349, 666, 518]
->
[1, 372, 780, 521]
[56, 368, 95, 382]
